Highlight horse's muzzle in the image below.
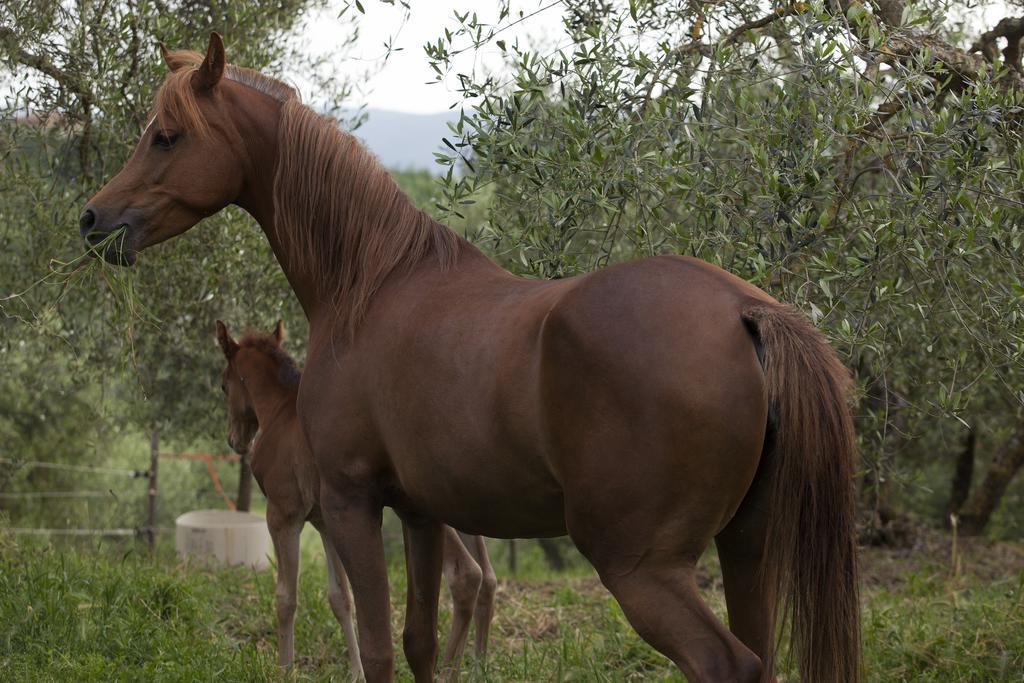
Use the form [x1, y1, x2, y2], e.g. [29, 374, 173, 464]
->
[79, 208, 136, 265]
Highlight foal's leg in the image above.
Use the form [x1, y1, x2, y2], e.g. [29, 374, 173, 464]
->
[438, 526, 482, 675]
[460, 532, 497, 659]
[266, 504, 303, 669]
[321, 483, 394, 682]
[399, 515, 445, 683]
[320, 531, 365, 681]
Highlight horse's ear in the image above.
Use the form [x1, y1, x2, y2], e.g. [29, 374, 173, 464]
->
[193, 32, 226, 91]
[160, 42, 183, 72]
[159, 42, 172, 68]
[158, 42, 189, 72]
[216, 320, 238, 358]
[272, 320, 285, 345]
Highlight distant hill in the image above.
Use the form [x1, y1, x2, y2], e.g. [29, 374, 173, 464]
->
[348, 109, 461, 172]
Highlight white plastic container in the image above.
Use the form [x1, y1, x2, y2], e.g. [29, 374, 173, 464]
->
[175, 509, 271, 570]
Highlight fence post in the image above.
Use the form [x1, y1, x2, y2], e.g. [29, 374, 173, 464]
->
[147, 426, 159, 551]
[236, 457, 253, 512]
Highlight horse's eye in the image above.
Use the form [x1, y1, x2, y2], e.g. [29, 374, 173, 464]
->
[221, 382, 227, 394]
[153, 130, 179, 149]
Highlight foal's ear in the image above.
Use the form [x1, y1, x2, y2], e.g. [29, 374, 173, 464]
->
[193, 32, 226, 92]
[272, 320, 285, 345]
[215, 320, 238, 358]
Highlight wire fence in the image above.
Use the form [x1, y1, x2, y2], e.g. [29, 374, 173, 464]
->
[1, 443, 242, 545]
[4, 527, 172, 537]
[0, 490, 119, 499]
[2, 453, 571, 574]
[0, 457, 147, 477]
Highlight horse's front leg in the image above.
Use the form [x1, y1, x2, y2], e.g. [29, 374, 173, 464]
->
[321, 481, 394, 682]
[319, 530, 364, 681]
[399, 514, 445, 683]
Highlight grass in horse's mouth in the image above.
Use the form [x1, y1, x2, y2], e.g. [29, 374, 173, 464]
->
[88, 226, 161, 377]
[2, 226, 128, 316]
[2, 225, 156, 374]
[83, 224, 129, 260]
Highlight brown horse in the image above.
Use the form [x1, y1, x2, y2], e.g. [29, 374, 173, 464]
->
[82, 34, 860, 683]
[215, 319, 496, 677]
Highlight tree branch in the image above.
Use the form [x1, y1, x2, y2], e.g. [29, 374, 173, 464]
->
[0, 25, 93, 101]
[827, 4, 1024, 95]
[721, 2, 808, 47]
[870, 0, 904, 28]
[644, 3, 811, 115]
[970, 16, 1024, 73]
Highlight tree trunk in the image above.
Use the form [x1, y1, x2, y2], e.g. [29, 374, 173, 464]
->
[537, 538, 567, 571]
[236, 458, 253, 513]
[945, 428, 975, 525]
[958, 422, 1024, 536]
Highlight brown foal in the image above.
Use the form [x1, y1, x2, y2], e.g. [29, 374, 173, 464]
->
[215, 320, 495, 677]
[83, 34, 861, 683]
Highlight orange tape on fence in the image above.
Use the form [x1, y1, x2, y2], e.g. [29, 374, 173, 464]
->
[159, 452, 240, 462]
[159, 452, 241, 510]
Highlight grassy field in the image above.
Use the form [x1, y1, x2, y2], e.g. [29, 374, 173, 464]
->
[0, 528, 1022, 682]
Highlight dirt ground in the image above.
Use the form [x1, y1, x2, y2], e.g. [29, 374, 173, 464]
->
[860, 529, 1024, 588]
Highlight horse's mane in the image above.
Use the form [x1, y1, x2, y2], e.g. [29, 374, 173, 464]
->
[237, 329, 301, 389]
[156, 50, 460, 334]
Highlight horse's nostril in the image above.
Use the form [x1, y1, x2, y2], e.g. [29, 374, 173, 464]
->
[79, 209, 96, 237]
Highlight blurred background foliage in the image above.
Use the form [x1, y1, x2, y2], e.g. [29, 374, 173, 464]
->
[1, 0, 1023, 555]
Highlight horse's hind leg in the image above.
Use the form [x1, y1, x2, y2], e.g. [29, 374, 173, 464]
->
[438, 526, 482, 676]
[461, 532, 497, 659]
[715, 466, 777, 681]
[561, 444, 763, 682]
[320, 531, 365, 681]
[266, 504, 303, 669]
[594, 553, 761, 683]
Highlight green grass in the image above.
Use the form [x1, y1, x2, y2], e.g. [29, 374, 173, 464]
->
[863, 569, 1024, 680]
[0, 531, 1021, 682]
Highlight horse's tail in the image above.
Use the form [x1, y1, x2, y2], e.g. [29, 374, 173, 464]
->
[742, 303, 861, 683]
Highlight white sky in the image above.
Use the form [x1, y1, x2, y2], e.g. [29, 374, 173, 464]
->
[298, 1, 565, 113]
[293, 1, 1016, 115]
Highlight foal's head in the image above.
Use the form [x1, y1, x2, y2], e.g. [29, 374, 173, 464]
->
[215, 319, 296, 455]
[80, 33, 292, 264]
